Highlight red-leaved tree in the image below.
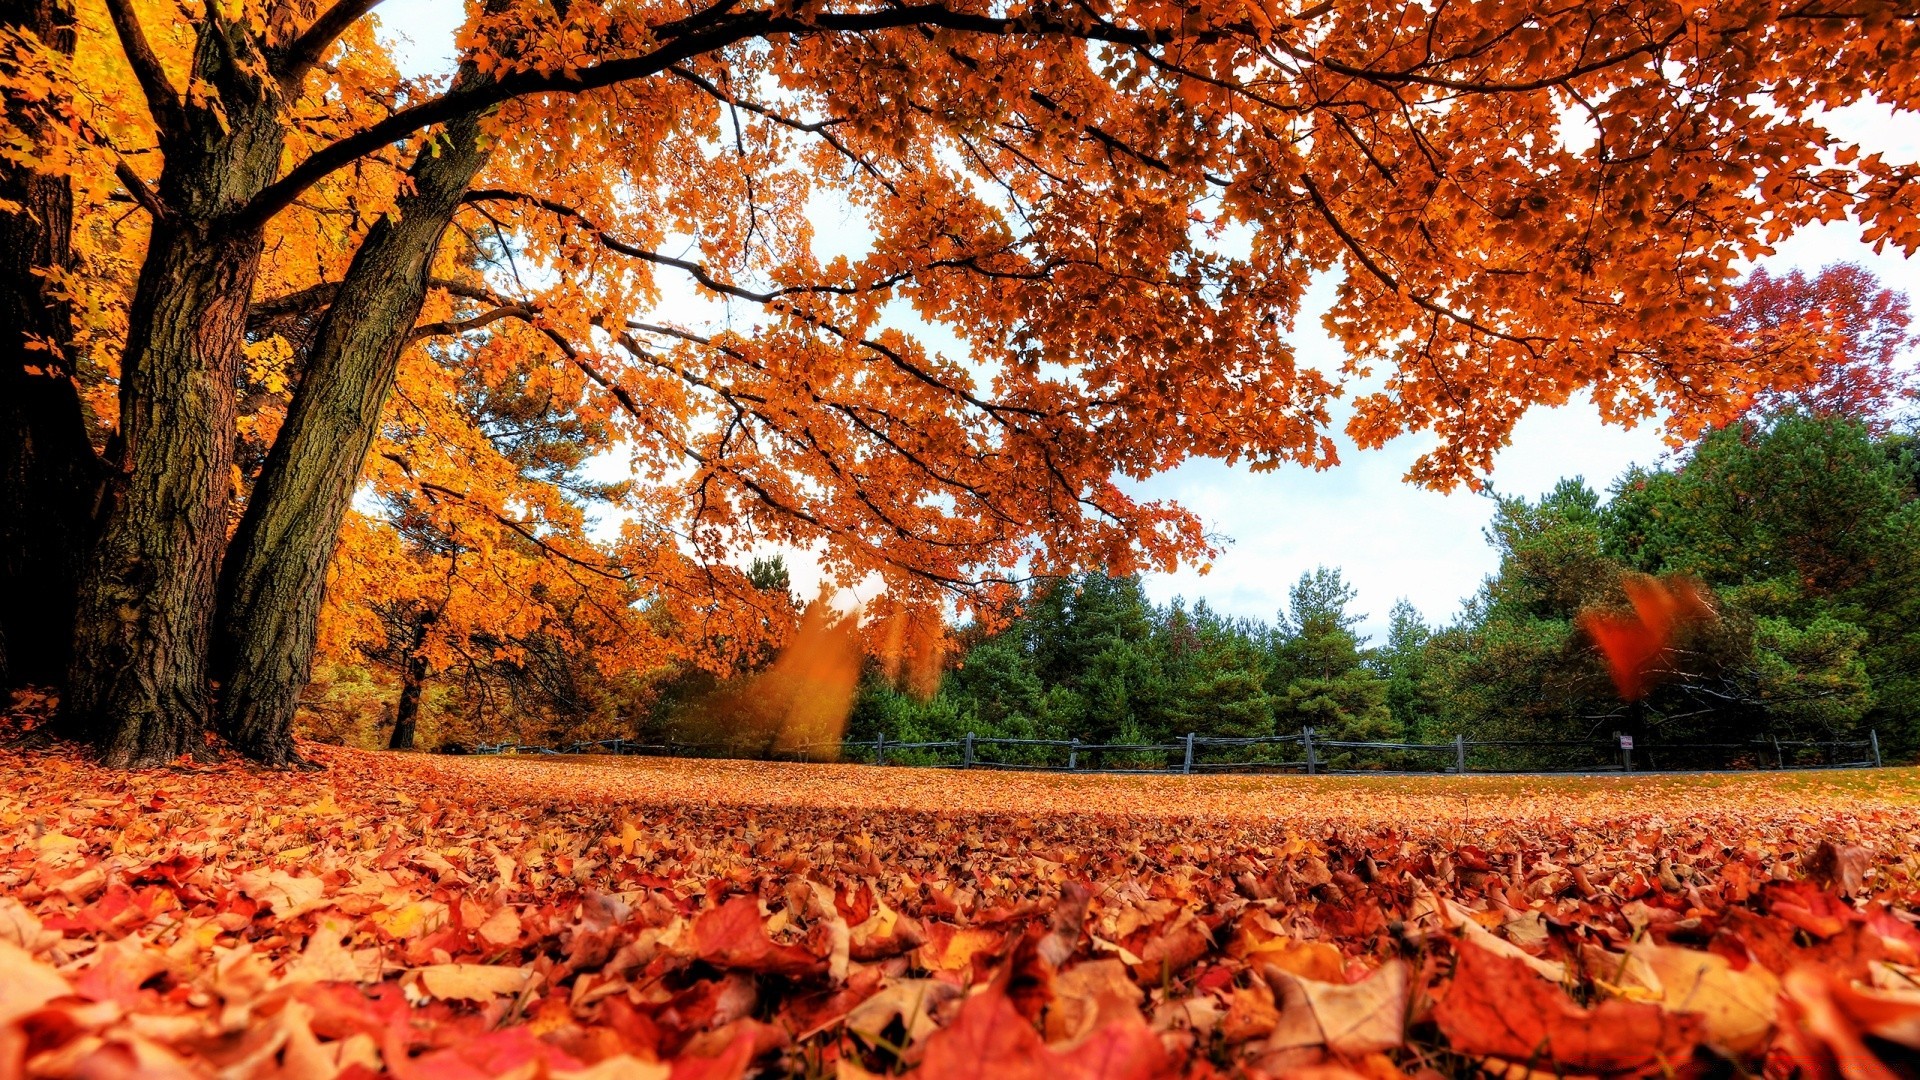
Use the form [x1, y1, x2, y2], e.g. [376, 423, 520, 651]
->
[1723, 264, 1916, 431]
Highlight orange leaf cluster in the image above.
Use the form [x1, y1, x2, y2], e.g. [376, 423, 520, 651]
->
[6, 743, 1920, 1078]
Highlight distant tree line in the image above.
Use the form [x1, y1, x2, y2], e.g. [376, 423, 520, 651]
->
[298, 410, 1920, 761]
[847, 412, 1920, 761]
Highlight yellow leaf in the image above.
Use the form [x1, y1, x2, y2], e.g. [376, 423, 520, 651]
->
[1629, 942, 1780, 1055]
[415, 963, 535, 1002]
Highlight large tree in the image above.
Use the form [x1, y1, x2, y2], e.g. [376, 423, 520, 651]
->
[3, 0, 1918, 765]
[0, 0, 100, 688]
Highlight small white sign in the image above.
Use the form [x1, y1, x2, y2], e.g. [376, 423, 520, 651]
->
[1619, 735, 1635, 750]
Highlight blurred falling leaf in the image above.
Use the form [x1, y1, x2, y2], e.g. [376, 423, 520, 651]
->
[1577, 573, 1716, 700]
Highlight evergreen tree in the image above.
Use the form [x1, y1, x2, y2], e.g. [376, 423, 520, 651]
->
[1170, 602, 1275, 739]
[1271, 568, 1393, 741]
[1374, 599, 1436, 737]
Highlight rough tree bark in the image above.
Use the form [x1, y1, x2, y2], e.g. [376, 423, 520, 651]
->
[65, 14, 288, 765]
[0, 0, 100, 691]
[213, 102, 495, 765]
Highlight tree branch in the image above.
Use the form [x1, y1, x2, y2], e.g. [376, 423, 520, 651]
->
[113, 159, 167, 220]
[238, 3, 1171, 230]
[273, 0, 388, 86]
[409, 303, 538, 341]
[102, 0, 186, 142]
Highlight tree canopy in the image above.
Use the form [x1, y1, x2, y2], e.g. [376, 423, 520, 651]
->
[1, 0, 1917, 764]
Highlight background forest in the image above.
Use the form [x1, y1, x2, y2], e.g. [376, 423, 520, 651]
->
[302, 406, 1920, 761]
[849, 412, 1920, 759]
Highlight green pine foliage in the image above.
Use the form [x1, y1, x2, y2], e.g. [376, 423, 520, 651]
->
[852, 412, 1920, 762]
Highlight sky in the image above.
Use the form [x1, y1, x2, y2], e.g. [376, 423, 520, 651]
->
[374, 1, 1920, 642]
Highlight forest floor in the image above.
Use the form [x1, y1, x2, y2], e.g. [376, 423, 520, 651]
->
[423, 748, 1920, 819]
[5, 743, 1920, 1078]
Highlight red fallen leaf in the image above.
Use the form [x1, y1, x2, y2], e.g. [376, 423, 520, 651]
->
[669, 1026, 759, 1080]
[1718, 904, 1898, 985]
[1454, 846, 1493, 872]
[128, 853, 202, 887]
[917, 975, 1167, 1080]
[1433, 940, 1702, 1075]
[1577, 574, 1715, 700]
[690, 896, 824, 977]
[1129, 910, 1213, 985]
[1765, 881, 1855, 939]
[1865, 909, 1920, 964]
[680, 1016, 787, 1062]
[1194, 963, 1237, 995]
[780, 965, 887, 1039]
[599, 995, 668, 1058]
[849, 913, 925, 962]
[837, 881, 876, 926]
[1777, 966, 1905, 1080]
[70, 937, 168, 1007]
[395, 1025, 584, 1080]
[918, 922, 1010, 980]
[657, 974, 759, 1050]
[1810, 841, 1873, 897]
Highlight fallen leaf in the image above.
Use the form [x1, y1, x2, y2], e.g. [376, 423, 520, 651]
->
[415, 963, 536, 1001]
[1435, 940, 1702, 1074]
[1629, 941, 1780, 1055]
[845, 978, 963, 1051]
[234, 869, 330, 918]
[0, 939, 70, 1022]
[1262, 959, 1409, 1056]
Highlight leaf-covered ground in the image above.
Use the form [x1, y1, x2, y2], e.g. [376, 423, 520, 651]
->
[6, 746, 1920, 1079]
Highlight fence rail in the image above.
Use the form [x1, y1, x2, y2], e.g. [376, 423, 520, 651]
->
[468, 728, 1884, 775]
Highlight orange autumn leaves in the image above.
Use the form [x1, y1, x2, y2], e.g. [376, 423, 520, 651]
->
[1578, 574, 1718, 701]
[8, 741, 1920, 1077]
[670, 597, 947, 758]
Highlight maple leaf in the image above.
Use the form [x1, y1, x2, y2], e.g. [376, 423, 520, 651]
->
[690, 895, 825, 977]
[413, 963, 536, 1002]
[916, 977, 1168, 1080]
[1434, 941, 1704, 1074]
[845, 977, 964, 1052]
[234, 869, 331, 919]
[0, 939, 69, 1023]
[1261, 960, 1410, 1057]
[1624, 942, 1780, 1056]
[1577, 574, 1716, 701]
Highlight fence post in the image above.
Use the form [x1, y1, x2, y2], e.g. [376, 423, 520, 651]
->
[1872, 729, 1883, 768]
[1068, 738, 1079, 772]
[963, 732, 974, 768]
[875, 733, 886, 767]
[1183, 732, 1195, 774]
[1303, 727, 1316, 775]
[1773, 734, 1784, 769]
[1454, 733, 1466, 774]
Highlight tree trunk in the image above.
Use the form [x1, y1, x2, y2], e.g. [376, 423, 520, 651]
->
[213, 105, 494, 764]
[389, 647, 427, 751]
[64, 21, 287, 766]
[66, 218, 266, 764]
[0, 0, 100, 691]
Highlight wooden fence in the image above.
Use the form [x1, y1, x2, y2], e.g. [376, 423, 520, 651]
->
[470, 728, 1884, 774]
